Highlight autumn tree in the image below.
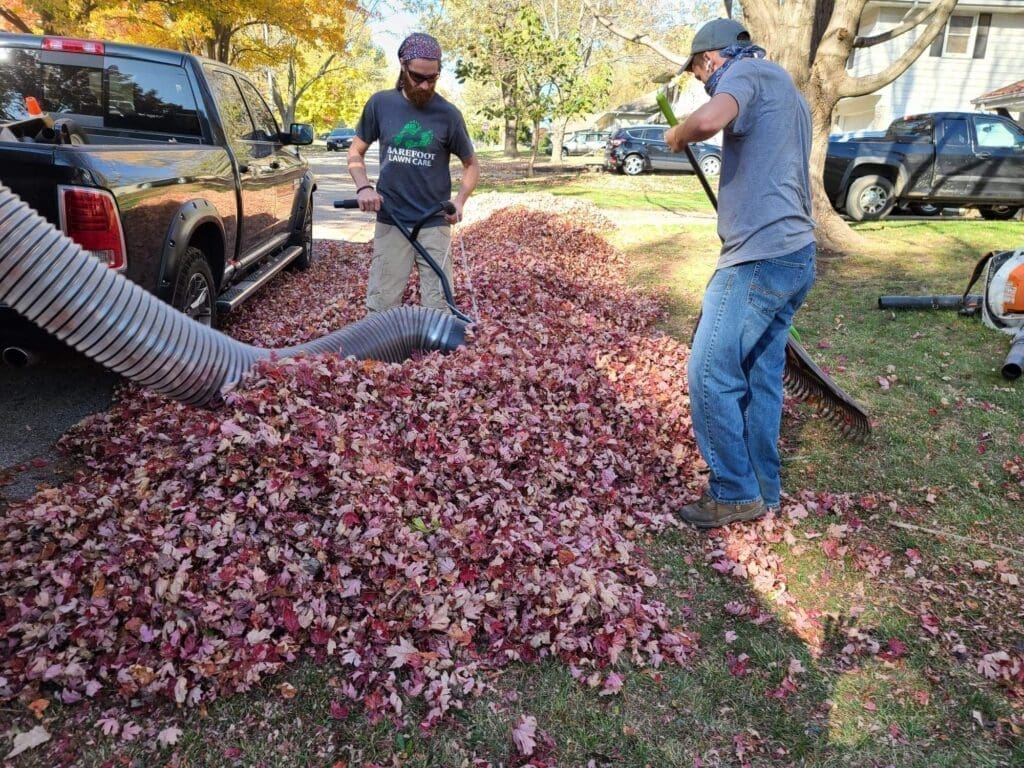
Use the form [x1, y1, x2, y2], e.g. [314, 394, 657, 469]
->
[1, 0, 114, 34]
[2, 0, 362, 66]
[425, 0, 531, 156]
[589, 0, 960, 252]
[266, 10, 389, 131]
[424, 0, 623, 159]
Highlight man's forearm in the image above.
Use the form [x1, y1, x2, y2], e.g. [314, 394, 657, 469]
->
[665, 93, 739, 152]
[347, 146, 372, 188]
[455, 156, 480, 204]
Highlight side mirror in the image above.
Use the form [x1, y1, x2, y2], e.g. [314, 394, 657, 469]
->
[289, 123, 314, 145]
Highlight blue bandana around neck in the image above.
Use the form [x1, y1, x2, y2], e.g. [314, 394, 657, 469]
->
[704, 43, 767, 96]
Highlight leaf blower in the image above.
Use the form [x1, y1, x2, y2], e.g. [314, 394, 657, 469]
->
[878, 247, 1024, 380]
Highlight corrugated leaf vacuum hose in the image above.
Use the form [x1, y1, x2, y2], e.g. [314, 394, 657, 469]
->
[0, 184, 468, 406]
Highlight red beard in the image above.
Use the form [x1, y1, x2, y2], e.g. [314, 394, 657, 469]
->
[404, 78, 435, 108]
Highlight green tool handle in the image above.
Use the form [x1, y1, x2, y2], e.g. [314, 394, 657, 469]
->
[657, 91, 718, 210]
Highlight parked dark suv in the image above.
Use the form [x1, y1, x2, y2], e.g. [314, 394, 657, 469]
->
[326, 127, 356, 151]
[605, 124, 722, 177]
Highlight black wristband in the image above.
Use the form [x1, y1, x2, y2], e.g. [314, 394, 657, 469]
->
[356, 185, 374, 194]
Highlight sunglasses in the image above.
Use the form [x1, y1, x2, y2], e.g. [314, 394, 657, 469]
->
[405, 68, 440, 85]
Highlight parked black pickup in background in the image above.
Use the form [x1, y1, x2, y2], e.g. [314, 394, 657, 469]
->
[0, 32, 316, 344]
[824, 111, 1023, 221]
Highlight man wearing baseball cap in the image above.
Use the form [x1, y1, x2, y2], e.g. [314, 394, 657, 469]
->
[348, 32, 480, 315]
[664, 19, 817, 528]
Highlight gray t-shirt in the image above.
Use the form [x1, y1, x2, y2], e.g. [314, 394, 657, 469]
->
[715, 58, 816, 268]
[356, 89, 474, 228]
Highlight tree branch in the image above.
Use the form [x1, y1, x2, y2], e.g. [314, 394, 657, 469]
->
[0, 7, 33, 33]
[855, 5, 933, 48]
[582, 0, 686, 68]
[839, 0, 957, 98]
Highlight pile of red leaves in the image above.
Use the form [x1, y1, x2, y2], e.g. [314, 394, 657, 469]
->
[0, 205, 704, 728]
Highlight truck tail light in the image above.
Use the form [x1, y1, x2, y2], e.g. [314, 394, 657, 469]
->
[42, 37, 105, 55]
[58, 186, 127, 271]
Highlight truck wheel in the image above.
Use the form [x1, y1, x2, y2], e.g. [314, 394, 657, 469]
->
[172, 247, 217, 327]
[979, 205, 1020, 221]
[845, 174, 895, 221]
[290, 199, 315, 271]
[622, 154, 645, 176]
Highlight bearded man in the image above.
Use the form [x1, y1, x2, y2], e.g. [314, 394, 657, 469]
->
[347, 32, 480, 315]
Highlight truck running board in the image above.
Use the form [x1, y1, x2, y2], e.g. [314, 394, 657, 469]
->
[216, 245, 302, 313]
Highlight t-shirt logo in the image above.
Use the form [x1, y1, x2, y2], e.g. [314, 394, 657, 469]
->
[393, 120, 434, 149]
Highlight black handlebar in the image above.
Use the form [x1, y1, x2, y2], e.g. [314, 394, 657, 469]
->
[332, 196, 472, 324]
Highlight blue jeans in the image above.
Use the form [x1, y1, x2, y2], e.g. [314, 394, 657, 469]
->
[688, 243, 816, 508]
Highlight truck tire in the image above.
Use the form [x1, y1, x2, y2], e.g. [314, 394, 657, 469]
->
[979, 205, 1020, 221]
[290, 198, 315, 271]
[622, 154, 645, 176]
[171, 247, 217, 327]
[845, 174, 895, 221]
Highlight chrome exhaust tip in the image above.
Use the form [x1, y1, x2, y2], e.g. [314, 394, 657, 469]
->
[2, 346, 37, 368]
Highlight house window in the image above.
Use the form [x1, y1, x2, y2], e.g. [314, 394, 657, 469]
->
[930, 13, 990, 59]
[944, 15, 975, 56]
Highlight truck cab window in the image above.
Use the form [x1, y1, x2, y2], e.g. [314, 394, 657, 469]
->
[975, 118, 1020, 149]
[236, 79, 279, 142]
[940, 120, 969, 147]
[103, 61, 201, 137]
[206, 70, 256, 143]
[0, 49, 200, 137]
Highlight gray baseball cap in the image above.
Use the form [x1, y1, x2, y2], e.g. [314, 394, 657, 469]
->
[682, 18, 749, 71]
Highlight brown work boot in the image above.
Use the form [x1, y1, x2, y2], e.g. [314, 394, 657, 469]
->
[677, 492, 766, 529]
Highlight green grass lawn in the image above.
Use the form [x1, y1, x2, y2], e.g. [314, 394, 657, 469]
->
[7, 169, 1023, 768]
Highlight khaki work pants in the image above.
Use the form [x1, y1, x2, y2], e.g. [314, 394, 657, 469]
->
[366, 222, 453, 314]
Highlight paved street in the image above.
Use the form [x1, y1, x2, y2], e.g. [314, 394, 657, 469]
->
[0, 147, 373, 501]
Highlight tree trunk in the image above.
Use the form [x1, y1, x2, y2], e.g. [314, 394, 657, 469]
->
[745, 6, 865, 254]
[806, 64, 867, 252]
[527, 117, 542, 177]
[499, 77, 519, 158]
[549, 123, 567, 165]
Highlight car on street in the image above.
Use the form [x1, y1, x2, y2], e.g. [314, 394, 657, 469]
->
[604, 125, 722, 177]
[561, 130, 611, 157]
[326, 127, 356, 151]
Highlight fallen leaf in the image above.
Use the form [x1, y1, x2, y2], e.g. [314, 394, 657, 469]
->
[512, 714, 537, 756]
[157, 726, 183, 747]
[6, 726, 50, 758]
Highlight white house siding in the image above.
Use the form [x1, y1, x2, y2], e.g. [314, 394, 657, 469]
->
[836, 2, 1024, 131]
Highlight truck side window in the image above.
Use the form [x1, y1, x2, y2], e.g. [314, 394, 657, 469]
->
[236, 79, 280, 142]
[206, 70, 256, 144]
[104, 61, 201, 137]
[940, 120, 970, 147]
[891, 117, 933, 142]
[975, 117, 1019, 149]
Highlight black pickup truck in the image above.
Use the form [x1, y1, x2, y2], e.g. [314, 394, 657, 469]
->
[823, 111, 1024, 221]
[0, 32, 316, 346]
